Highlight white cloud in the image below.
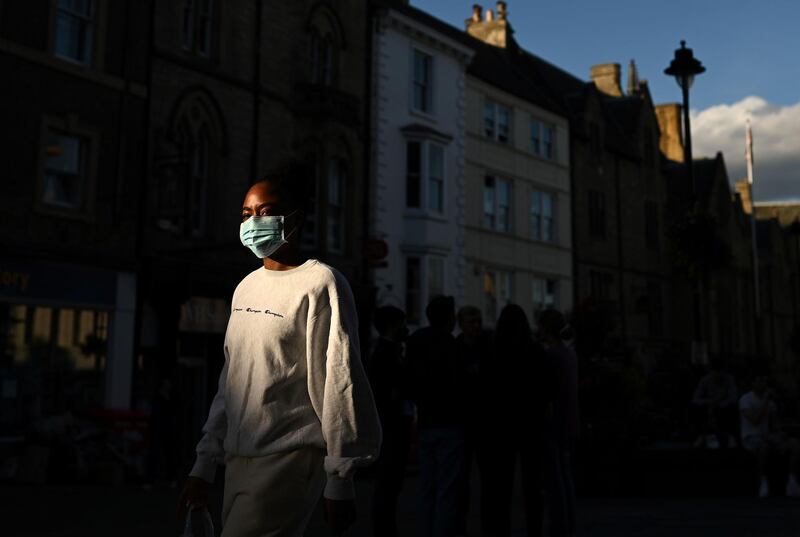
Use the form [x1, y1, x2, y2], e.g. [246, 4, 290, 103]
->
[691, 96, 800, 201]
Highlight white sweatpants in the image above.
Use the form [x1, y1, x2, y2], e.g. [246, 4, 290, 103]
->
[222, 448, 326, 537]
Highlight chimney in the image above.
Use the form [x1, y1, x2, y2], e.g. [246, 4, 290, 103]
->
[735, 180, 754, 215]
[465, 2, 515, 49]
[471, 4, 482, 22]
[590, 63, 622, 97]
[654, 103, 685, 163]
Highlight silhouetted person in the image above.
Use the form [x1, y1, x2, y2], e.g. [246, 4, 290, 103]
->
[454, 305, 492, 535]
[367, 305, 412, 537]
[538, 309, 578, 537]
[692, 358, 738, 449]
[178, 163, 382, 536]
[739, 372, 800, 497]
[481, 304, 549, 537]
[407, 295, 465, 537]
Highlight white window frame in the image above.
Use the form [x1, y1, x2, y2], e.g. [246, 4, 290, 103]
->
[532, 277, 558, 325]
[530, 189, 557, 243]
[484, 99, 511, 144]
[410, 47, 434, 115]
[427, 256, 446, 301]
[326, 158, 346, 254]
[530, 117, 556, 160]
[483, 268, 513, 325]
[405, 139, 446, 216]
[54, 0, 95, 66]
[483, 175, 512, 232]
[405, 255, 422, 325]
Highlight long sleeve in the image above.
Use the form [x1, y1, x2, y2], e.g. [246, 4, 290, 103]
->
[188, 348, 229, 483]
[306, 276, 382, 500]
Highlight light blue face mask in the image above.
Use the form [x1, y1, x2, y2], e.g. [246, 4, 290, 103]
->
[239, 212, 297, 259]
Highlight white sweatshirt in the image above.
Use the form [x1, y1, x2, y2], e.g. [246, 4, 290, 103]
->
[189, 259, 382, 500]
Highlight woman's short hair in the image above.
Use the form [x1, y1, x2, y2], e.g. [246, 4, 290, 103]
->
[254, 159, 313, 212]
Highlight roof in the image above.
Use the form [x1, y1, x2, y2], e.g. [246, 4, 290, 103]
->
[379, 2, 655, 158]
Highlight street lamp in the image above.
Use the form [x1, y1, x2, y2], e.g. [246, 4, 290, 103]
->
[665, 40, 706, 365]
[664, 40, 705, 200]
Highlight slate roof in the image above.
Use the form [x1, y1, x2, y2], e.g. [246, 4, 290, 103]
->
[381, 2, 650, 158]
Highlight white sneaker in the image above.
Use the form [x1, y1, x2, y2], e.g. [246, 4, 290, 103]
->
[759, 478, 770, 498]
[786, 477, 800, 498]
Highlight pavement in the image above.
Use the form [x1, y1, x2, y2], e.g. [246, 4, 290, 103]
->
[3, 474, 800, 536]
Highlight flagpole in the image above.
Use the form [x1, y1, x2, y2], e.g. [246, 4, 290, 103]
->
[746, 119, 761, 320]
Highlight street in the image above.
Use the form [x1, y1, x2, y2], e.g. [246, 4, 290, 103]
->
[4, 473, 800, 537]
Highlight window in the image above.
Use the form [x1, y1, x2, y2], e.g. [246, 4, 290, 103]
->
[406, 140, 445, 214]
[327, 159, 346, 253]
[182, 0, 214, 57]
[412, 49, 433, 113]
[589, 271, 613, 300]
[187, 126, 209, 237]
[530, 119, 556, 159]
[428, 144, 444, 213]
[428, 256, 445, 300]
[588, 189, 606, 239]
[532, 277, 558, 323]
[645, 200, 660, 250]
[406, 257, 422, 325]
[484, 176, 511, 232]
[484, 269, 512, 324]
[301, 159, 320, 250]
[43, 131, 88, 210]
[530, 190, 556, 242]
[1, 304, 108, 430]
[55, 0, 95, 65]
[484, 100, 511, 143]
[310, 31, 335, 86]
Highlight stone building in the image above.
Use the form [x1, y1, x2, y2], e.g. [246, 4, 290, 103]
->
[463, 4, 573, 326]
[140, 0, 372, 456]
[368, 3, 474, 326]
[0, 0, 149, 430]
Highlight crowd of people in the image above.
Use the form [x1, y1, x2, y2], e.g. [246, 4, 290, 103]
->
[692, 360, 800, 498]
[366, 297, 579, 537]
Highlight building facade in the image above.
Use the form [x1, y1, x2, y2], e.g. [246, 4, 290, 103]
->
[0, 0, 149, 432]
[463, 7, 573, 327]
[369, 4, 474, 326]
[140, 0, 372, 459]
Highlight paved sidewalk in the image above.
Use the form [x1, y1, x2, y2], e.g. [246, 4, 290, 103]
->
[3, 478, 800, 536]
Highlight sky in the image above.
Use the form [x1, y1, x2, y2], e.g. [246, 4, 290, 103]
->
[411, 0, 800, 201]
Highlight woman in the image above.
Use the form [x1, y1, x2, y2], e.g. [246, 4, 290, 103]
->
[538, 308, 578, 537]
[178, 161, 382, 537]
[479, 304, 549, 537]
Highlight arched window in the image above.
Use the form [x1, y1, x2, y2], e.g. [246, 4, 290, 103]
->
[307, 7, 344, 87]
[158, 90, 226, 238]
[326, 157, 346, 253]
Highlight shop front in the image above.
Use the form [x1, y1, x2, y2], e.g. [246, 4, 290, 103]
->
[0, 258, 137, 436]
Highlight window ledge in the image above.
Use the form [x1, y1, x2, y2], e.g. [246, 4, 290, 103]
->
[403, 209, 448, 223]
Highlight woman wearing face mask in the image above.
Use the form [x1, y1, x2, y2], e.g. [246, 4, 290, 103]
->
[178, 161, 382, 537]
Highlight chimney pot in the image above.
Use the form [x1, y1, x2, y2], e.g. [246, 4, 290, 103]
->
[472, 4, 482, 22]
[496, 1, 507, 20]
[485, 8, 494, 21]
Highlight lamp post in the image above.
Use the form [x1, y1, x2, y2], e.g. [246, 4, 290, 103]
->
[665, 40, 706, 364]
[664, 40, 705, 201]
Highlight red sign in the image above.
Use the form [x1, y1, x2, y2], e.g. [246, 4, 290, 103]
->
[364, 239, 389, 261]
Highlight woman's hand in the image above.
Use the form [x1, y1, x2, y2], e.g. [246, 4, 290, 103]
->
[177, 476, 210, 520]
